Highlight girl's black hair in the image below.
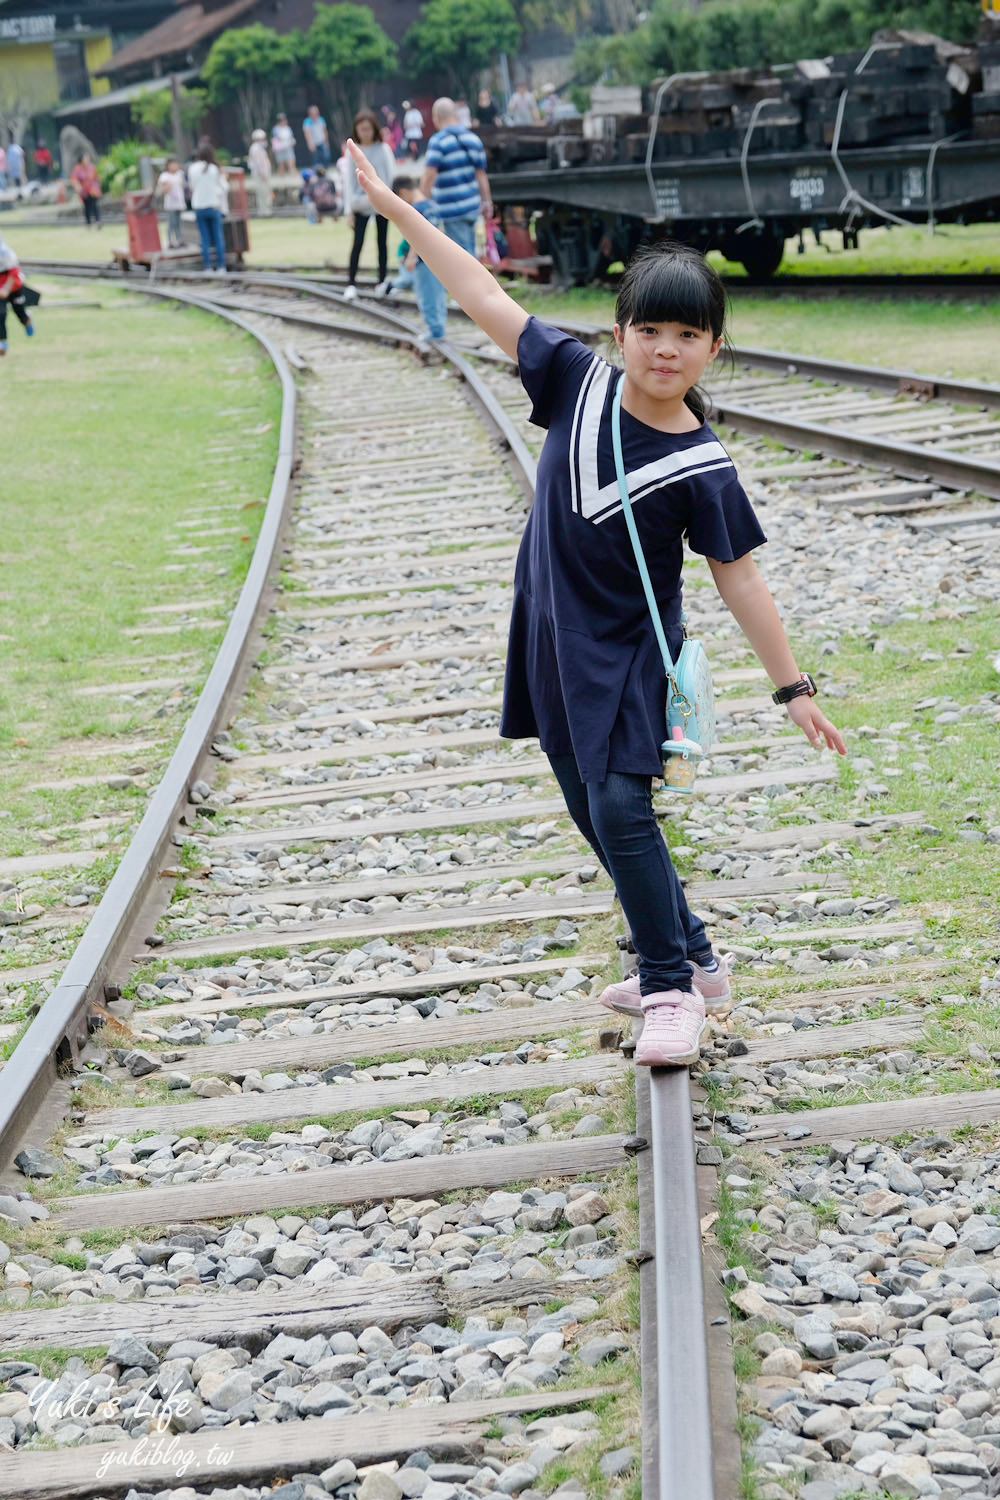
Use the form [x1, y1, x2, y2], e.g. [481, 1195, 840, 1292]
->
[614, 240, 729, 421]
[196, 143, 217, 166]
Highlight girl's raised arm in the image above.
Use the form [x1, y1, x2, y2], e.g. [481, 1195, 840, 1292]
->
[345, 140, 527, 360]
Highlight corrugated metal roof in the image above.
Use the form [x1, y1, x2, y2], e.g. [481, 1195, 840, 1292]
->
[95, 0, 259, 75]
[53, 68, 198, 116]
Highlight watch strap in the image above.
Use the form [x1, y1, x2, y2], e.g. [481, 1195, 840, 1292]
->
[772, 673, 817, 705]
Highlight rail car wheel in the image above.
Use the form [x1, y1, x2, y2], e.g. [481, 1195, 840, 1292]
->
[735, 226, 786, 279]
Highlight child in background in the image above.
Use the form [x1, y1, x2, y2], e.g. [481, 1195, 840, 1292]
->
[155, 157, 186, 248]
[387, 176, 447, 340]
[0, 233, 34, 354]
[303, 165, 338, 223]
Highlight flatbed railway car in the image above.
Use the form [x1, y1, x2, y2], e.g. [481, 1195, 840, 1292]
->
[486, 30, 1000, 280]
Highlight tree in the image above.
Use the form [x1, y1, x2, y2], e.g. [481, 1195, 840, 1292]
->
[0, 78, 33, 149]
[201, 24, 298, 138]
[302, 4, 397, 139]
[404, 0, 521, 105]
[131, 85, 207, 147]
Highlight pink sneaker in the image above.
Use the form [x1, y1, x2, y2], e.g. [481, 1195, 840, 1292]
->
[599, 953, 733, 1019]
[634, 990, 706, 1067]
[688, 953, 734, 1010]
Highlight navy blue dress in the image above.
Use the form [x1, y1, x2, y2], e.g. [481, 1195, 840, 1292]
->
[499, 317, 767, 783]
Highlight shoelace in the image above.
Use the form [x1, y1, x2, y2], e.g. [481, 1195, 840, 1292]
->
[648, 996, 702, 1031]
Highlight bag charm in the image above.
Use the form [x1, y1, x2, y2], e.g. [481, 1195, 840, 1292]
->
[610, 378, 717, 791]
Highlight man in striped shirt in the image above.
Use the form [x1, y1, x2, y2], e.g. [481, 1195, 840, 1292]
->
[420, 97, 493, 257]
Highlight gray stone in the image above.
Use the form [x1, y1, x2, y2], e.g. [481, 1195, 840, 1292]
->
[297, 1382, 353, 1415]
[577, 1335, 628, 1366]
[886, 1162, 924, 1196]
[13, 1148, 61, 1179]
[812, 1266, 861, 1302]
[320, 1459, 358, 1490]
[0, 1196, 33, 1226]
[357, 1474, 403, 1500]
[496, 1463, 538, 1495]
[794, 1315, 837, 1361]
[207, 1371, 253, 1412]
[107, 1335, 158, 1371]
[597, 1448, 634, 1479]
[123, 1050, 161, 1077]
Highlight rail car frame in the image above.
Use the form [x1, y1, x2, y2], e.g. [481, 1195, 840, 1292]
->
[490, 136, 1000, 280]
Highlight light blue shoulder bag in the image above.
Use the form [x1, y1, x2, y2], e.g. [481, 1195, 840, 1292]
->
[610, 378, 716, 788]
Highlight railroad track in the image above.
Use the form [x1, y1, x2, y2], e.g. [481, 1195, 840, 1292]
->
[2, 269, 999, 1500]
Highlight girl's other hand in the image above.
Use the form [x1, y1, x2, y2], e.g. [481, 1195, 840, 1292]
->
[786, 696, 847, 755]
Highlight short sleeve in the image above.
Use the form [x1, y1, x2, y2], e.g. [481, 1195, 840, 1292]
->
[516, 316, 601, 430]
[685, 475, 767, 562]
[425, 135, 443, 170]
[468, 134, 487, 169]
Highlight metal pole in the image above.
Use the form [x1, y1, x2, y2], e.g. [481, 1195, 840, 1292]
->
[647, 1068, 714, 1500]
[170, 72, 187, 163]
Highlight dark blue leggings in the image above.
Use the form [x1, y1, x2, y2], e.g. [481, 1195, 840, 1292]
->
[548, 754, 712, 996]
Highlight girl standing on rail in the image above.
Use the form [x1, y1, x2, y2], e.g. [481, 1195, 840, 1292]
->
[344, 140, 846, 1068]
[342, 111, 395, 299]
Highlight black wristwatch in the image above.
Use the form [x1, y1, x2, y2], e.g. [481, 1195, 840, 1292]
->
[772, 673, 817, 705]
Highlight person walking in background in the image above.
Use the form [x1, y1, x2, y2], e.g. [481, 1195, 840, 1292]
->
[507, 83, 541, 125]
[382, 106, 403, 156]
[271, 114, 296, 177]
[188, 143, 227, 272]
[539, 83, 561, 122]
[303, 164, 338, 223]
[6, 140, 24, 188]
[156, 156, 186, 247]
[389, 175, 447, 341]
[455, 98, 472, 128]
[247, 130, 273, 215]
[70, 152, 101, 227]
[302, 105, 330, 167]
[421, 98, 491, 258]
[0, 233, 34, 355]
[402, 101, 424, 160]
[342, 108, 394, 298]
[475, 88, 501, 127]
[33, 139, 53, 182]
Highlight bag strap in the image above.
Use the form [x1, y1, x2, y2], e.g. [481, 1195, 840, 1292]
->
[610, 376, 677, 679]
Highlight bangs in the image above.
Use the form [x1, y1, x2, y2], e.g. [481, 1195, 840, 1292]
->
[628, 254, 715, 330]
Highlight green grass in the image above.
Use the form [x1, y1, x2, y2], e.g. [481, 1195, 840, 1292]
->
[0, 280, 279, 873]
[3, 211, 403, 275]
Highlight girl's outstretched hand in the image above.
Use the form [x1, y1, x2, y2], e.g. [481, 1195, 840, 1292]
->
[345, 139, 396, 218]
[786, 695, 847, 755]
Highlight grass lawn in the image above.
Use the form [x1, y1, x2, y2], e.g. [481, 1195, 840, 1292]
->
[0, 277, 280, 864]
[1, 211, 403, 275]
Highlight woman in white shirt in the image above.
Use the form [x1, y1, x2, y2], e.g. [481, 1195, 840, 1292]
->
[342, 109, 394, 297]
[402, 100, 424, 160]
[187, 144, 228, 272]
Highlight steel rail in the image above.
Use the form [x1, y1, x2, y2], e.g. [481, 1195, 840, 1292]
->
[646, 1069, 716, 1499]
[0, 284, 296, 1175]
[710, 397, 1000, 500]
[726, 346, 1000, 410]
